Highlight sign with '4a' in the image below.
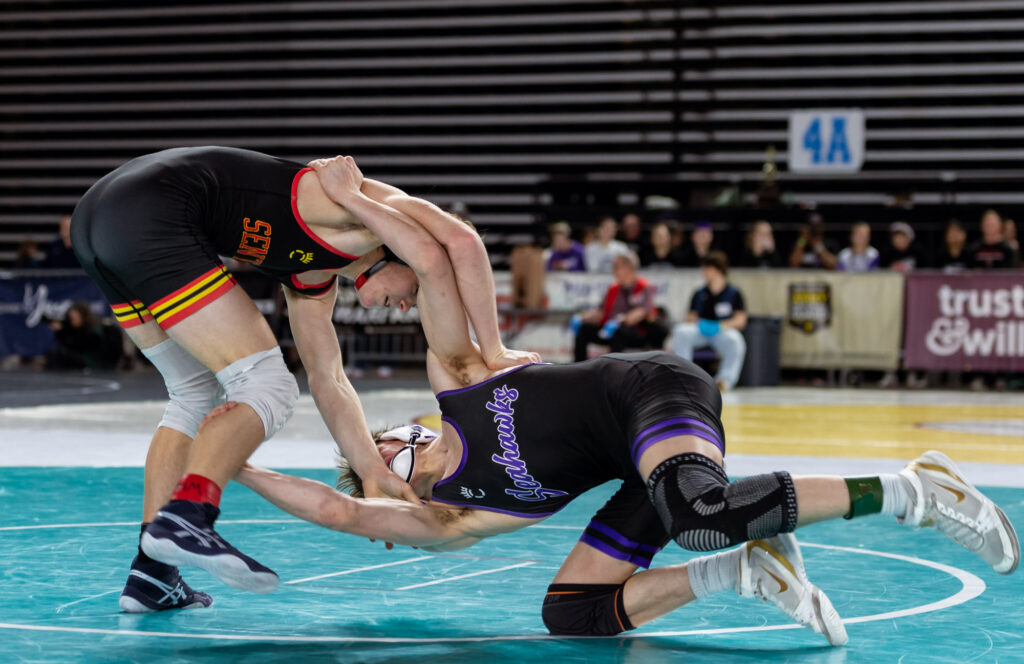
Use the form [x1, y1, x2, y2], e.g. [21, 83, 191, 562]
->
[788, 109, 865, 173]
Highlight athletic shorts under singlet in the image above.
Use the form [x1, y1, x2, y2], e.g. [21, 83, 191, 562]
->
[71, 146, 359, 330]
[433, 351, 725, 568]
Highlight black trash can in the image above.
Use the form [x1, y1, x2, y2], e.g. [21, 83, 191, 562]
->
[738, 315, 781, 387]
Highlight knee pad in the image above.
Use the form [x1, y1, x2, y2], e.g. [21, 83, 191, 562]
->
[542, 583, 633, 636]
[143, 339, 224, 438]
[215, 347, 299, 440]
[646, 453, 798, 552]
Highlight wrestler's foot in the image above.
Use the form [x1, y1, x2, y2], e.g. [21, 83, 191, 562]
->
[119, 555, 213, 613]
[900, 450, 1019, 574]
[141, 500, 279, 593]
[738, 533, 848, 647]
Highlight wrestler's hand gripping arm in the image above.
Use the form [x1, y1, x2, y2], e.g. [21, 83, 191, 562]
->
[357, 177, 538, 370]
[310, 156, 537, 370]
[308, 156, 495, 378]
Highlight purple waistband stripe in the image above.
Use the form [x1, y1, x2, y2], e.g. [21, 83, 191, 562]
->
[631, 428, 725, 465]
[586, 521, 661, 555]
[634, 417, 722, 449]
[579, 533, 654, 569]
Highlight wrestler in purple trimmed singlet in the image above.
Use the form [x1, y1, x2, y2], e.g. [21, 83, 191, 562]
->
[432, 351, 725, 569]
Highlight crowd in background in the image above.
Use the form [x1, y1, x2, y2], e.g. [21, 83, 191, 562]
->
[13, 206, 1022, 278]
[13, 215, 79, 269]
[543, 208, 1021, 276]
[541, 207, 1020, 391]
[5, 207, 1023, 389]
[544, 210, 1015, 276]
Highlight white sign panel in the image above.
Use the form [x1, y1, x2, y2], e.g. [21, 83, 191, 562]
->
[788, 109, 865, 173]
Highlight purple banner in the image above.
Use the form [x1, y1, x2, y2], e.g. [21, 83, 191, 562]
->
[904, 271, 1024, 371]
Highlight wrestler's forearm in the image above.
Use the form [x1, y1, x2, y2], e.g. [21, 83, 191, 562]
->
[236, 465, 347, 529]
[334, 192, 445, 276]
[382, 195, 504, 360]
[447, 234, 504, 362]
[284, 289, 383, 479]
[344, 197, 482, 368]
[308, 369, 382, 477]
[237, 466, 459, 546]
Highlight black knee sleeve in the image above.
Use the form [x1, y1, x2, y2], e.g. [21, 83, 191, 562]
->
[646, 453, 798, 551]
[542, 583, 634, 636]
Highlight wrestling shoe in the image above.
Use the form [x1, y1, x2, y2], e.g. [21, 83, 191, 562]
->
[738, 533, 848, 647]
[119, 555, 213, 613]
[141, 500, 279, 593]
[899, 450, 1020, 574]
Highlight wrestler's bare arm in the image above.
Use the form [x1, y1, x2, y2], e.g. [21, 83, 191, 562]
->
[235, 465, 529, 548]
[283, 283, 419, 504]
[359, 178, 537, 369]
[308, 157, 491, 380]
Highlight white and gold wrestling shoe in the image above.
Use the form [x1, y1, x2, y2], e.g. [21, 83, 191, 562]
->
[738, 533, 848, 647]
[900, 450, 1020, 574]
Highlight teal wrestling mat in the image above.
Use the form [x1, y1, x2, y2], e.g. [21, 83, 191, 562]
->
[1, 468, 1021, 663]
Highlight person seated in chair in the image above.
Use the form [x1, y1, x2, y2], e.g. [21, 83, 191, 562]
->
[572, 252, 667, 361]
[668, 251, 747, 391]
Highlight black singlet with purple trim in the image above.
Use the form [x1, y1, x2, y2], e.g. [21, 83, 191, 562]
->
[431, 351, 726, 518]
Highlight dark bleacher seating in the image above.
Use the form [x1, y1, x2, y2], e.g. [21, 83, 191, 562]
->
[3, 1, 1024, 268]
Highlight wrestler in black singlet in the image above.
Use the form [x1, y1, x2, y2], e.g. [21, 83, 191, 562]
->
[433, 351, 725, 569]
[71, 146, 360, 330]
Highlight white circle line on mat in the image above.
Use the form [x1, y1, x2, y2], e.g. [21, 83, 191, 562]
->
[0, 522, 986, 643]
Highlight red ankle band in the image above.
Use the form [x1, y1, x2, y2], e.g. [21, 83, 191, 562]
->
[171, 474, 222, 506]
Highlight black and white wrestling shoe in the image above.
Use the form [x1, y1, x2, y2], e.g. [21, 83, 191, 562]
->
[119, 555, 213, 613]
[141, 500, 279, 593]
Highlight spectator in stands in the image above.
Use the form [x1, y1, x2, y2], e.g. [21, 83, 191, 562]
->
[619, 212, 645, 254]
[543, 221, 586, 272]
[935, 219, 970, 273]
[42, 214, 81, 269]
[14, 238, 43, 268]
[881, 221, 923, 272]
[46, 301, 122, 371]
[737, 220, 781, 268]
[571, 252, 667, 361]
[1004, 218, 1019, 255]
[680, 221, 715, 266]
[789, 214, 838, 270]
[585, 216, 630, 274]
[669, 222, 686, 252]
[639, 221, 684, 269]
[668, 251, 747, 391]
[837, 222, 880, 272]
[969, 209, 1020, 269]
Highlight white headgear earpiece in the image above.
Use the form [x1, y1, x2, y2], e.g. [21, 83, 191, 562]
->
[379, 424, 439, 443]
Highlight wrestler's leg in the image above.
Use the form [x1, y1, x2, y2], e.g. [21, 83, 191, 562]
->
[544, 532, 842, 642]
[636, 436, 848, 531]
[138, 285, 294, 593]
[142, 428, 191, 522]
[115, 322, 195, 523]
[161, 286, 280, 487]
[541, 478, 701, 636]
[116, 320, 214, 612]
[637, 436, 1019, 575]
